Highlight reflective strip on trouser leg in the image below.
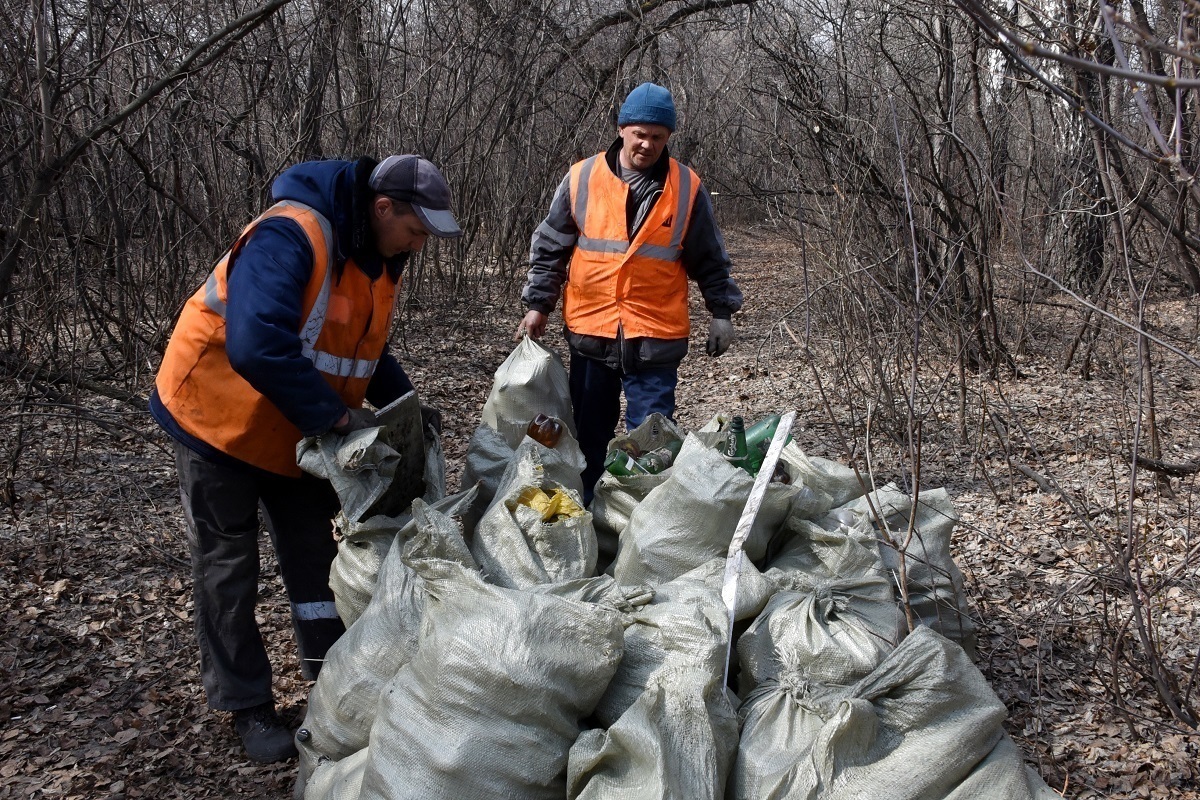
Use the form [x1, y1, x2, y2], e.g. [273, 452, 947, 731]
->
[290, 600, 343, 678]
[292, 601, 340, 620]
[292, 615, 345, 680]
[258, 471, 344, 680]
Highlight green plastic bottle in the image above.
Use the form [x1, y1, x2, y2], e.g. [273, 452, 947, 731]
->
[743, 414, 793, 475]
[723, 416, 750, 472]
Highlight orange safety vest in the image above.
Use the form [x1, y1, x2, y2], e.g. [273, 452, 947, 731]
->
[564, 154, 700, 339]
[155, 201, 399, 476]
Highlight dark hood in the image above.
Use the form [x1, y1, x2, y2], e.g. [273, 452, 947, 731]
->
[270, 157, 405, 280]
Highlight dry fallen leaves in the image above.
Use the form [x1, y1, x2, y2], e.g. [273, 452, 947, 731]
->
[1, 232, 1198, 798]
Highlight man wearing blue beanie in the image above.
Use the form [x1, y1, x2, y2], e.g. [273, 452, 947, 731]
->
[517, 82, 742, 501]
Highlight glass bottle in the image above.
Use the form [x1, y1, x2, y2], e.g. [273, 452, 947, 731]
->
[637, 439, 683, 474]
[744, 414, 793, 474]
[610, 435, 642, 458]
[604, 449, 650, 477]
[723, 416, 750, 472]
[526, 414, 564, 448]
[769, 461, 792, 484]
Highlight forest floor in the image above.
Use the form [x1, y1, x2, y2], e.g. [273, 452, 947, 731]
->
[1, 228, 1199, 799]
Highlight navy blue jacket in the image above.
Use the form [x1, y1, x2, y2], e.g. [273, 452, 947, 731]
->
[151, 158, 414, 469]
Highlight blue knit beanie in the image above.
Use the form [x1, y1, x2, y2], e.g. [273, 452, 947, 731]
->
[618, 83, 677, 131]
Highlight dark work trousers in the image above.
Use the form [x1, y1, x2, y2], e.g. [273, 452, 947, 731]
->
[569, 352, 678, 502]
[173, 441, 345, 711]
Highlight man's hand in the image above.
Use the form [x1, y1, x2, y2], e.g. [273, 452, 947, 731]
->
[420, 405, 442, 435]
[331, 407, 379, 436]
[516, 310, 548, 341]
[706, 318, 735, 357]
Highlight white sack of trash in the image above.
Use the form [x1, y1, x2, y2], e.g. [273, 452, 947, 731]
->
[294, 340, 1055, 800]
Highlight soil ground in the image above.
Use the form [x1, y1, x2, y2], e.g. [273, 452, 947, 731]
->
[1, 228, 1198, 798]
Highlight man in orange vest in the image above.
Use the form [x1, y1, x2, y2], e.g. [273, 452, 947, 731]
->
[517, 83, 742, 499]
[150, 155, 461, 762]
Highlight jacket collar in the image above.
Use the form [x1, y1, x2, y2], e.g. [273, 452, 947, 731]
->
[604, 137, 671, 182]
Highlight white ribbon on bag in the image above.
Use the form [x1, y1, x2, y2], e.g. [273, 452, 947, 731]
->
[721, 410, 797, 688]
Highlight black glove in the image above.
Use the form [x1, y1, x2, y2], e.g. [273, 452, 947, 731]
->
[706, 318, 735, 357]
[420, 405, 442, 436]
[331, 407, 379, 436]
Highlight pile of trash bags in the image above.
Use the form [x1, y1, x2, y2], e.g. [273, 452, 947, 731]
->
[292, 337, 1059, 800]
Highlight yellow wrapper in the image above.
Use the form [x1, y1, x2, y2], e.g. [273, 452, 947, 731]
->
[514, 487, 585, 522]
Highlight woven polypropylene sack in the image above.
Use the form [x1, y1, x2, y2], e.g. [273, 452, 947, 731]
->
[481, 337, 575, 448]
[470, 441, 597, 588]
[610, 435, 797, 587]
[590, 413, 684, 567]
[297, 427, 401, 526]
[567, 669, 739, 800]
[655, 556, 776, 626]
[730, 681, 829, 800]
[592, 563, 731, 727]
[461, 420, 586, 506]
[944, 734, 1063, 800]
[298, 412, 443, 525]
[736, 582, 899, 698]
[731, 627, 1049, 800]
[748, 522, 905, 696]
[778, 445, 864, 509]
[303, 747, 369, 800]
[569, 561, 742, 800]
[694, 414, 863, 514]
[831, 485, 977, 657]
[357, 558, 624, 800]
[328, 527, 393, 629]
[328, 487, 483, 627]
[766, 518, 885, 589]
[527, 574, 655, 611]
[296, 501, 479, 784]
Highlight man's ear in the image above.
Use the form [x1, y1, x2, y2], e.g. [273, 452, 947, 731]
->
[372, 194, 392, 219]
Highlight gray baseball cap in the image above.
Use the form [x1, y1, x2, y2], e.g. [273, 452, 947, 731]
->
[368, 155, 462, 238]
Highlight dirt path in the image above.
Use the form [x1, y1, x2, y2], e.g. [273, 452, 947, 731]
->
[1, 229, 1197, 798]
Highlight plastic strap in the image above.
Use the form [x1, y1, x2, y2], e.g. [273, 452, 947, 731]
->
[721, 410, 796, 688]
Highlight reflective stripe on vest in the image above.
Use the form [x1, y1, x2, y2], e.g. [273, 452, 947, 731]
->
[563, 154, 699, 339]
[156, 198, 400, 476]
[574, 156, 693, 264]
[535, 220, 576, 248]
[202, 272, 226, 317]
[577, 236, 628, 254]
[574, 155, 599, 228]
[202, 201, 380, 382]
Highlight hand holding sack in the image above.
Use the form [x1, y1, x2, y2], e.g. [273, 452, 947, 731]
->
[333, 407, 381, 436]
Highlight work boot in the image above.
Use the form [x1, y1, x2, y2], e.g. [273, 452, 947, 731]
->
[233, 702, 297, 763]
